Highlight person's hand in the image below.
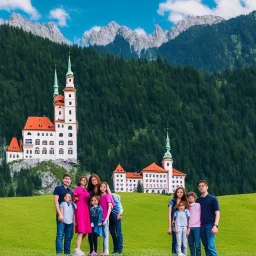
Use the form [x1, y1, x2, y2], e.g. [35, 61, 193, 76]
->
[73, 197, 78, 202]
[211, 226, 218, 235]
[98, 222, 103, 227]
[58, 214, 64, 222]
[175, 229, 179, 234]
[117, 214, 122, 220]
[167, 227, 172, 235]
[186, 228, 190, 238]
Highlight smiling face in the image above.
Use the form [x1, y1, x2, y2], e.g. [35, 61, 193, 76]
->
[62, 176, 72, 187]
[176, 188, 184, 199]
[91, 197, 99, 206]
[178, 203, 185, 211]
[188, 195, 196, 204]
[198, 182, 208, 194]
[80, 177, 87, 187]
[100, 183, 107, 193]
[91, 177, 98, 186]
[64, 193, 71, 202]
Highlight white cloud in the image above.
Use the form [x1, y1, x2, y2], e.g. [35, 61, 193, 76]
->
[158, 0, 256, 23]
[0, 0, 40, 20]
[134, 27, 147, 36]
[49, 8, 70, 27]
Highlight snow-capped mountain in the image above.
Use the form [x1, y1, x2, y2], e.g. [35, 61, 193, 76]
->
[82, 15, 224, 55]
[0, 13, 70, 45]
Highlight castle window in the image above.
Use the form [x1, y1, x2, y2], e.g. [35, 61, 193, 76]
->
[35, 147, 40, 154]
[68, 148, 73, 155]
[69, 119, 72, 122]
[10, 154, 12, 158]
[46, 133, 48, 136]
[68, 133, 73, 137]
[13, 155, 15, 158]
[35, 139, 40, 145]
[167, 163, 169, 166]
[42, 133, 44, 136]
[42, 148, 47, 154]
[59, 133, 63, 137]
[50, 141, 54, 145]
[69, 102, 72, 105]
[68, 126, 72, 130]
[50, 148, 54, 154]
[68, 140, 73, 145]
[59, 111, 61, 115]
[37, 133, 40, 136]
[27, 132, 31, 135]
[25, 139, 32, 144]
[30, 150, 32, 154]
[69, 94, 71, 97]
[59, 140, 64, 145]
[69, 110, 72, 115]
[17, 155, 19, 158]
[58, 124, 60, 128]
[59, 148, 64, 154]
[26, 150, 29, 154]
[50, 133, 53, 136]
[39, 124, 42, 127]
[42, 140, 47, 145]
[62, 124, 64, 128]
[69, 79, 71, 82]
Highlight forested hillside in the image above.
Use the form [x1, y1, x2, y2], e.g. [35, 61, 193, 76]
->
[0, 25, 256, 195]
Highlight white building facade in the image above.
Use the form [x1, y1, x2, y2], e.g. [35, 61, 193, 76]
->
[112, 131, 186, 194]
[6, 55, 78, 163]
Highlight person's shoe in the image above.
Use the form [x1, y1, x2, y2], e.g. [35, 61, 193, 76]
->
[100, 251, 109, 256]
[73, 248, 85, 256]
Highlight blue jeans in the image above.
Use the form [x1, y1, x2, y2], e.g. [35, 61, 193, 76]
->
[188, 227, 201, 256]
[176, 226, 187, 255]
[109, 212, 123, 253]
[102, 220, 109, 252]
[200, 224, 218, 256]
[56, 217, 74, 254]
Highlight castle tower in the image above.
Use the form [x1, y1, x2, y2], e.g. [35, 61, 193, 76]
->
[162, 128, 173, 193]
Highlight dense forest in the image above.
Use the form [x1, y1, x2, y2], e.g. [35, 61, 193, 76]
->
[0, 25, 256, 196]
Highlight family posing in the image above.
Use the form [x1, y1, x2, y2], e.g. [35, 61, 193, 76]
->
[168, 180, 220, 256]
[53, 174, 123, 256]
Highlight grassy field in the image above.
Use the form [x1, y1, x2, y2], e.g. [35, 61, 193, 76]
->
[0, 193, 255, 256]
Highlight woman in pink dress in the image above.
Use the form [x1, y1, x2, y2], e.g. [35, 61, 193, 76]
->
[73, 176, 92, 256]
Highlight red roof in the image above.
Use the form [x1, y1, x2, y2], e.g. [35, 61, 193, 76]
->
[113, 163, 126, 173]
[173, 168, 186, 176]
[23, 117, 55, 131]
[54, 95, 64, 106]
[126, 172, 142, 179]
[141, 163, 168, 173]
[64, 87, 76, 92]
[7, 137, 22, 152]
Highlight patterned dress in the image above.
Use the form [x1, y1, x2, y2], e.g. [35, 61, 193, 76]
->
[73, 186, 92, 234]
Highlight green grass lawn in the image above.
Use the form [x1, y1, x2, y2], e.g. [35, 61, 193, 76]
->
[0, 193, 255, 256]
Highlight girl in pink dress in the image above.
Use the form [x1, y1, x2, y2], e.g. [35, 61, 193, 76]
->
[73, 176, 92, 256]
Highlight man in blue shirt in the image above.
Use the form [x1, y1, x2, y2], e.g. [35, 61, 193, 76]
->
[196, 180, 220, 256]
[53, 174, 73, 254]
[109, 193, 123, 254]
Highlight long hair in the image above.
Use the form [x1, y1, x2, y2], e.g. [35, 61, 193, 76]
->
[99, 182, 108, 195]
[173, 187, 188, 205]
[87, 174, 101, 195]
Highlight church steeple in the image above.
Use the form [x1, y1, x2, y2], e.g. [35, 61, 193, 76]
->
[163, 128, 172, 159]
[53, 65, 59, 96]
[66, 52, 73, 77]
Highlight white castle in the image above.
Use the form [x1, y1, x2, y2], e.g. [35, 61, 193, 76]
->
[6, 55, 77, 163]
[112, 131, 186, 194]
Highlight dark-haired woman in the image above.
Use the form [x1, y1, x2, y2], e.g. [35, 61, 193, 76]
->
[73, 176, 92, 256]
[167, 187, 188, 254]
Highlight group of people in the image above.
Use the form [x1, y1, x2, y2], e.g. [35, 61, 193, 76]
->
[168, 180, 220, 256]
[53, 174, 123, 256]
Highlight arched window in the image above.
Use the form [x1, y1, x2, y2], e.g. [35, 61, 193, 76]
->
[59, 133, 63, 137]
[35, 147, 40, 154]
[49, 148, 54, 154]
[37, 133, 40, 136]
[50, 141, 54, 145]
[69, 94, 71, 97]
[59, 148, 64, 154]
[59, 111, 61, 115]
[42, 148, 47, 154]
[68, 133, 72, 137]
[42, 133, 44, 136]
[27, 132, 31, 135]
[68, 140, 73, 145]
[69, 110, 72, 115]
[69, 102, 72, 105]
[68, 148, 73, 155]
[42, 140, 47, 145]
[35, 139, 40, 145]
[68, 126, 72, 130]
[59, 140, 64, 145]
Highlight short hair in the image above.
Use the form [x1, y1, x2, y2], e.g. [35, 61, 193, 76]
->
[187, 191, 197, 200]
[63, 173, 72, 180]
[91, 196, 100, 202]
[197, 180, 208, 186]
[177, 200, 188, 209]
[64, 192, 71, 197]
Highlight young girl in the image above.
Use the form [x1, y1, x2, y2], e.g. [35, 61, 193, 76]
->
[173, 201, 190, 256]
[99, 182, 114, 256]
[187, 192, 201, 256]
[59, 193, 77, 255]
[88, 196, 103, 256]
[168, 187, 188, 254]
[73, 176, 92, 256]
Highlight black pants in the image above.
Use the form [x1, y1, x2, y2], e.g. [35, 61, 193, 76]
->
[88, 228, 98, 253]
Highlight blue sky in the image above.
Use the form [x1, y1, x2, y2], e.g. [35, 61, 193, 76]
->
[0, 0, 255, 43]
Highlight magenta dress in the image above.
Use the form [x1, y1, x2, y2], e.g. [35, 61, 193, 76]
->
[73, 186, 92, 234]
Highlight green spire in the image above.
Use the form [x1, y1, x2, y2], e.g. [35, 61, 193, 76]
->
[53, 65, 59, 96]
[163, 128, 172, 159]
[66, 52, 73, 76]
